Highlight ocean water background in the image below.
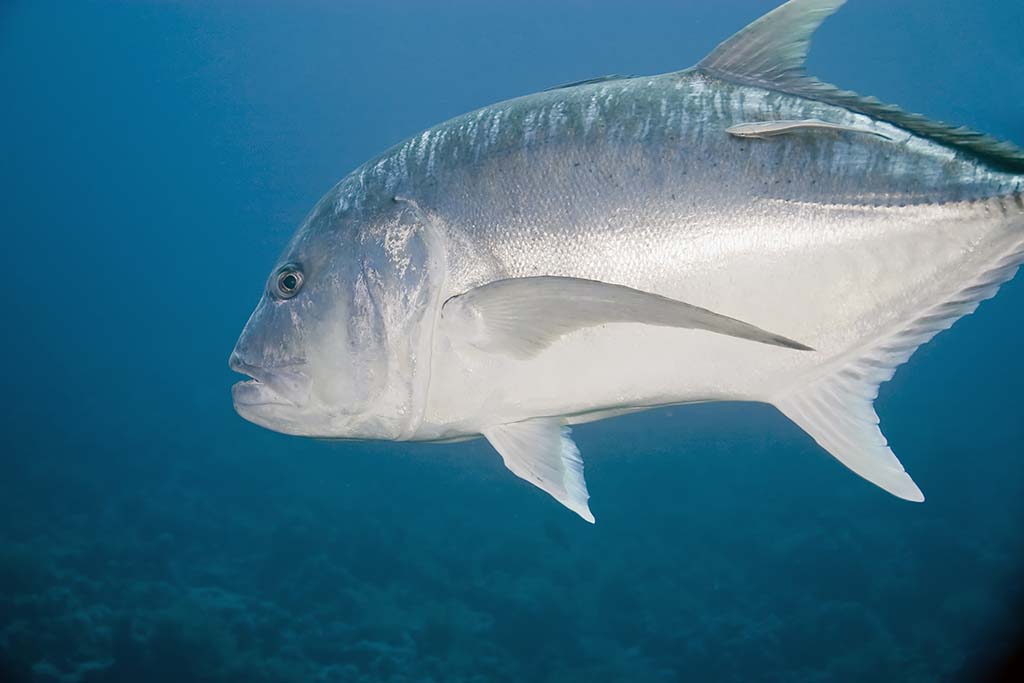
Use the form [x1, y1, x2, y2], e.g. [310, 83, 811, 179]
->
[2, 1, 1024, 681]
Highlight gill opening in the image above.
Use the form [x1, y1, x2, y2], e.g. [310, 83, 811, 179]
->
[394, 196, 448, 440]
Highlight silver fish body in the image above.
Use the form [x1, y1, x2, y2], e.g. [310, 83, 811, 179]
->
[232, 0, 1024, 521]
[395, 72, 1023, 429]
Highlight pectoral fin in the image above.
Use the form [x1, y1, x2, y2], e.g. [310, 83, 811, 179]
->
[727, 119, 892, 140]
[442, 276, 812, 359]
[483, 418, 594, 522]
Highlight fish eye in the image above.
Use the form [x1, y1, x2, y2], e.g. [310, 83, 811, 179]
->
[274, 266, 304, 299]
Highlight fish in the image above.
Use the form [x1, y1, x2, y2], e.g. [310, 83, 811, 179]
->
[230, 0, 1024, 522]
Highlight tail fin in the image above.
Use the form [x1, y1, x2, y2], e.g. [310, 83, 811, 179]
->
[772, 194, 1024, 500]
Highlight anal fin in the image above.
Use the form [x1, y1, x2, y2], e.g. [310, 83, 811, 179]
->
[775, 378, 924, 502]
[774, 217, 1024, 502]
[483, 418, 594, 522]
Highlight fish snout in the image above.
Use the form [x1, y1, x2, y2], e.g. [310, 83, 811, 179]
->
[228, 348, 248, 376]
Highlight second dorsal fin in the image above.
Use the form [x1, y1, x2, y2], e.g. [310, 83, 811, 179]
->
[694, 0, 1024, 174]
[697, 0, 845, 89]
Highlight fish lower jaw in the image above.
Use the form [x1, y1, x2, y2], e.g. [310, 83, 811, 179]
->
[231, 379, 296, 409]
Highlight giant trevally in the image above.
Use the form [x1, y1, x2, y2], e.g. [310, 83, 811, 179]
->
[230, 0, 1024, 521]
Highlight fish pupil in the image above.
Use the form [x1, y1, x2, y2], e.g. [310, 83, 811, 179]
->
[282, 274, 297, 291]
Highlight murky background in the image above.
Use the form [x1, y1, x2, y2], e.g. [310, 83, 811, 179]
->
[2, 1, 1023, 681]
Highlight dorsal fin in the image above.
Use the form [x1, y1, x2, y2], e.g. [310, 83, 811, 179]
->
[695, 0, 1024, 174]
[697, 0, 845, 89]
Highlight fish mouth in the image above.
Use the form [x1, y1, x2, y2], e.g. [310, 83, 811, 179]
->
[229, 354, 311, 408]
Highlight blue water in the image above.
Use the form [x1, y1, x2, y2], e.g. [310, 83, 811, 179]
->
[2, 1, 1024, 681]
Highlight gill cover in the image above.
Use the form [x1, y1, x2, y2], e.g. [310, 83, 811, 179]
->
[347, 198, 447, 439]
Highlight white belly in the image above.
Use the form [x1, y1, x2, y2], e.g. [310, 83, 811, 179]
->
[418, 196, 1023, 439]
